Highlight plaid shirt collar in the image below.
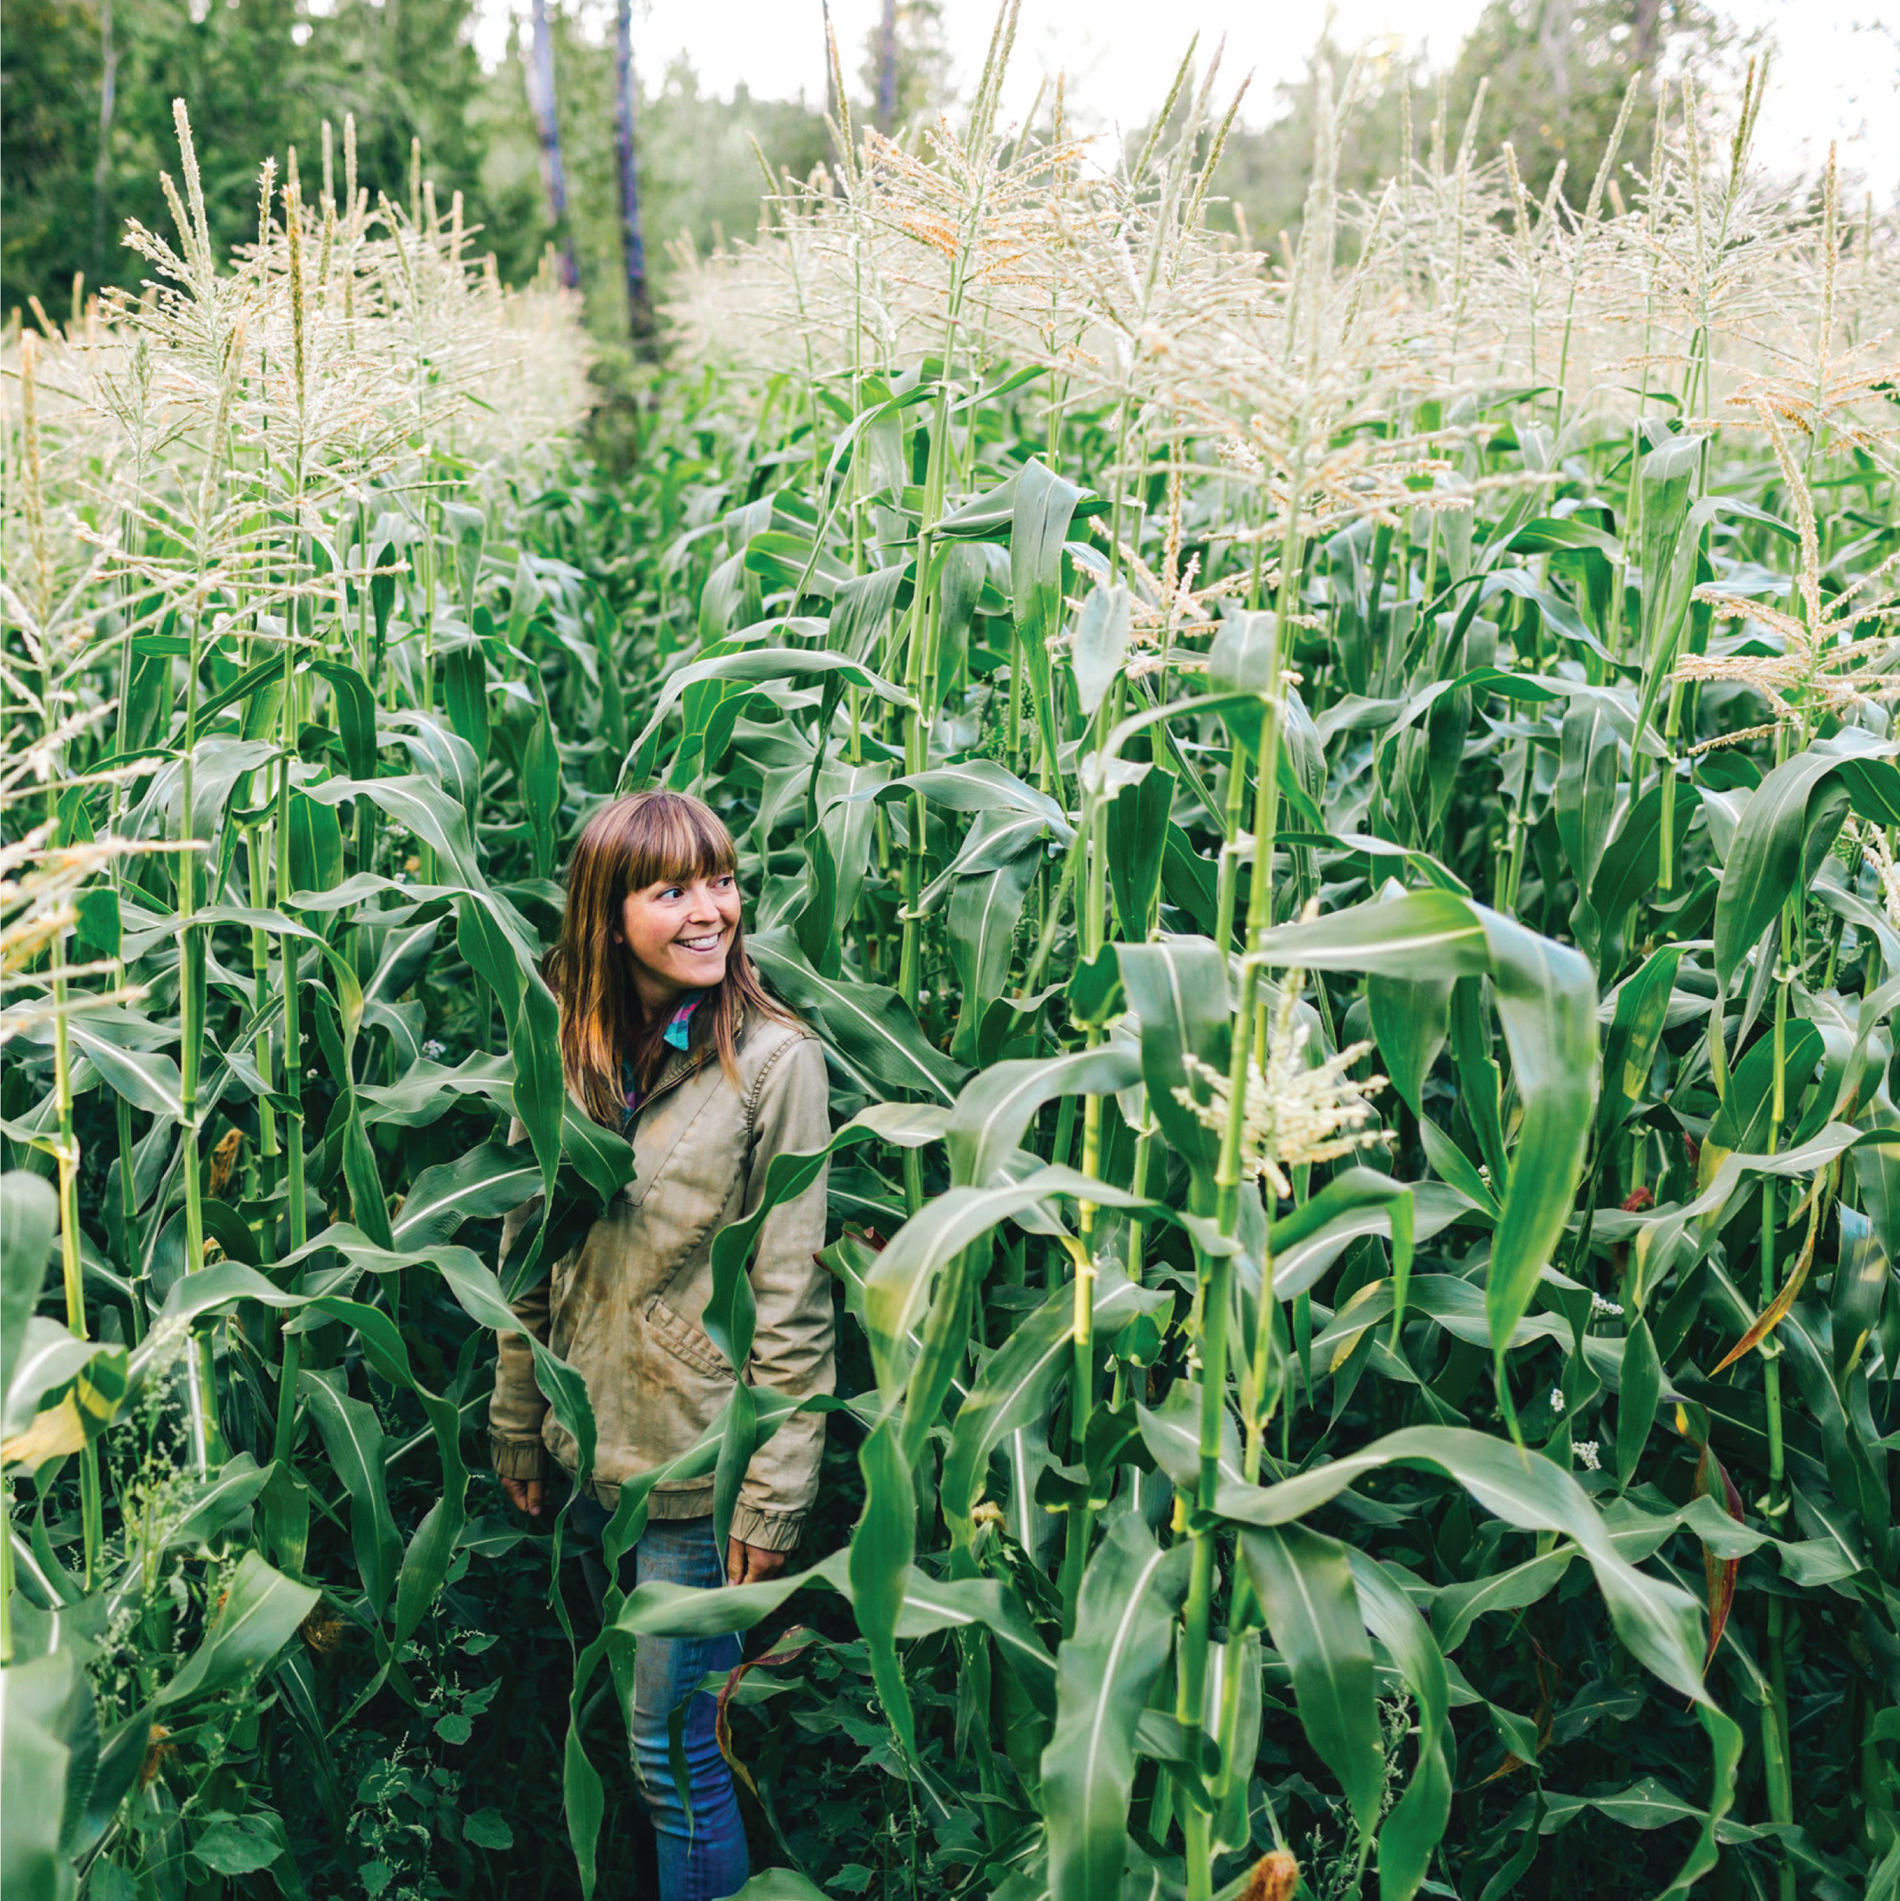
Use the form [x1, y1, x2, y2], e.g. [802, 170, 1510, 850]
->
[622, 991, 706, 1118]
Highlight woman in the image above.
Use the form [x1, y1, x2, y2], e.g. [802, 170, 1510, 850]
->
[489, 789, 834, 1901]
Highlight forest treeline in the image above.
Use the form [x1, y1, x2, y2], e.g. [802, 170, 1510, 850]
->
[6, 0, 1752, 347]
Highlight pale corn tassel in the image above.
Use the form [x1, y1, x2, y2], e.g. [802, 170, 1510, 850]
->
[284, 155, 309, 423]
[1398, 78, 1413, 288]
[1455, 74, 1488, 171]
[1502, 141, 1531, 256]
[1819, 142, 1839, 360]
[1682, 75, 1707, 300]
[317, 122, 337, 301]
[18, 330, 50, 619]
[197, 318, 246, 547]
[1178, 69, 1252, 258]
[1583, 69, 1640, 226]
[343, 115, 360, 332]
[821, 2, 860, 195]
[170, 97, 215, 287]
[257, 154, 278, 255]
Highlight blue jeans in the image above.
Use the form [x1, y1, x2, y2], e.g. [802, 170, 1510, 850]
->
[573, 1499, 750, 1901]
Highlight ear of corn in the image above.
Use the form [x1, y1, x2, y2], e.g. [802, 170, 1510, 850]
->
[5, 39, 1900, 1901]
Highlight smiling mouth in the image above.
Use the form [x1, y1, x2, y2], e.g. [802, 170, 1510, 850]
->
[676, 932, 726, 953]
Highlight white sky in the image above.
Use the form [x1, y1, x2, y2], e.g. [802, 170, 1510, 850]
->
[474, 0, 1900, 198]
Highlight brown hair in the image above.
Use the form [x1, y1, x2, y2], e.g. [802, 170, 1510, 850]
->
[545, 790, 797, 1129]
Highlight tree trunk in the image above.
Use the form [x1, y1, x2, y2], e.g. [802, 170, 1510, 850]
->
[876, 0, 899, 132]
[525, 0, 580, 289]
[1538, 0, 1576, 102]
[614, 0, 653, 346]
[92, 0, 119, 287]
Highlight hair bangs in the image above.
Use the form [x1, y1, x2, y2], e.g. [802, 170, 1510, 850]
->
[622, 794, 736, 892]
[575, 789, 736, 904]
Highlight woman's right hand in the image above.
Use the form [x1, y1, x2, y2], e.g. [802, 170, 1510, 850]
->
[501, 1476, 545, 1517]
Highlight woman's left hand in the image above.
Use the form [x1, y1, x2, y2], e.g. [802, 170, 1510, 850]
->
[726, 1539, 788, 1586]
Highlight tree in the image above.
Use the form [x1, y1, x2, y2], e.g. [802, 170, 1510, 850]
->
[524, 0, 580, 288]
[1443, 0, 1735, 203]
[613, 0, 651, 344]
[1206, 0, 1737, 264]
[1210, 36, 1432, 258]
[2, 0, 505, 313]
[308, 0, 492, 231]
[91, 0, 119, 287]
[856, 0, 952, 131]
[875, 0, 898, 133]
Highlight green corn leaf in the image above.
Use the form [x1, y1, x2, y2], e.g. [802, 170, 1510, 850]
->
[1430, 1547, 1575, 1652]
[522, 703, 562, 880]
[443, 501, 486, 617]
[944, 1046, 1143, 1188]
[750, 926, 965, 1103]
[1587, 779, 1700, 972]
[1713, 744, 1900, 986]
[2, 1319, 128, 1474]
[1040, 1510, 1191, 1901]
[442, 639, 490, 765]
[1347, 1552, 1453, 1901]
[1, 1652, 78, 1901]
[941, 1273, 1164, 1522]
[357, 1049, 517, 1128]
[130, 1265, 471, 1636]
[390, 1143, 543, 1248]
[155, 1551, 320, 1708]
[167, 1454, 272, 1552]
[1242, 1523, 1384, 1850]
[1597, 947, 1681, 1136]
[860, 1168, 1150, 1401]
[850, 1417, 923, 1772]
[1254, 891, 1596, 1368]
[1554, 697, 1620, 951]
[1652, 1707, 1746, 1901]
[0, 1172, 58, 1401]
[1115, 938, 1231, 1188]
[1106, 766, 1175, 942]
[1272, 1183, 1468, 1303]
[868, 758, 1071, 831]
[309, 659, 379, 782]
[1211, 1424, 1706, 1703]
[1072, 584, 1131, 715]
[621, 642, 911, 787]
[1616, 1316, 1662, 1490]
[298, 1370, 401, 1618]
[947, 850, 1039, 1060]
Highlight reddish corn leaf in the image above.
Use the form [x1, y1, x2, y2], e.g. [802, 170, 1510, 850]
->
[1694, 1446, 1747, 1674]
[1709, 1192, 1824, 1376]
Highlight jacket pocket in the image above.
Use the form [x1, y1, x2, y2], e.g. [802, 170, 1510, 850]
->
[644, 1295, 735, 1381]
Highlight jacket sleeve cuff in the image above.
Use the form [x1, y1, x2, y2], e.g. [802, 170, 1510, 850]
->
[490, 1434, 548, 1481]
[729, 1503, 807, 1553]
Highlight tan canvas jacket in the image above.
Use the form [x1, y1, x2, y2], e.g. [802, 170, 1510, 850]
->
[488, 1002, 834, 1552]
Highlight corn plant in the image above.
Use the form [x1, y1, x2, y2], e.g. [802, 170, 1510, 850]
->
[6, 16, 1900, 1901]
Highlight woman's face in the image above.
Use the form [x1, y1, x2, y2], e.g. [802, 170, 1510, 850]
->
[616, 867, 742, 1012]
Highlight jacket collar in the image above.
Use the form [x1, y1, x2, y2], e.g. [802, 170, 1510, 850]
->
[638, 996, 751, 1110]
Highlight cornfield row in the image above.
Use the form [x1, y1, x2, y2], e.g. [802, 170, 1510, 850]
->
[5, 11, 1900, 1900]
